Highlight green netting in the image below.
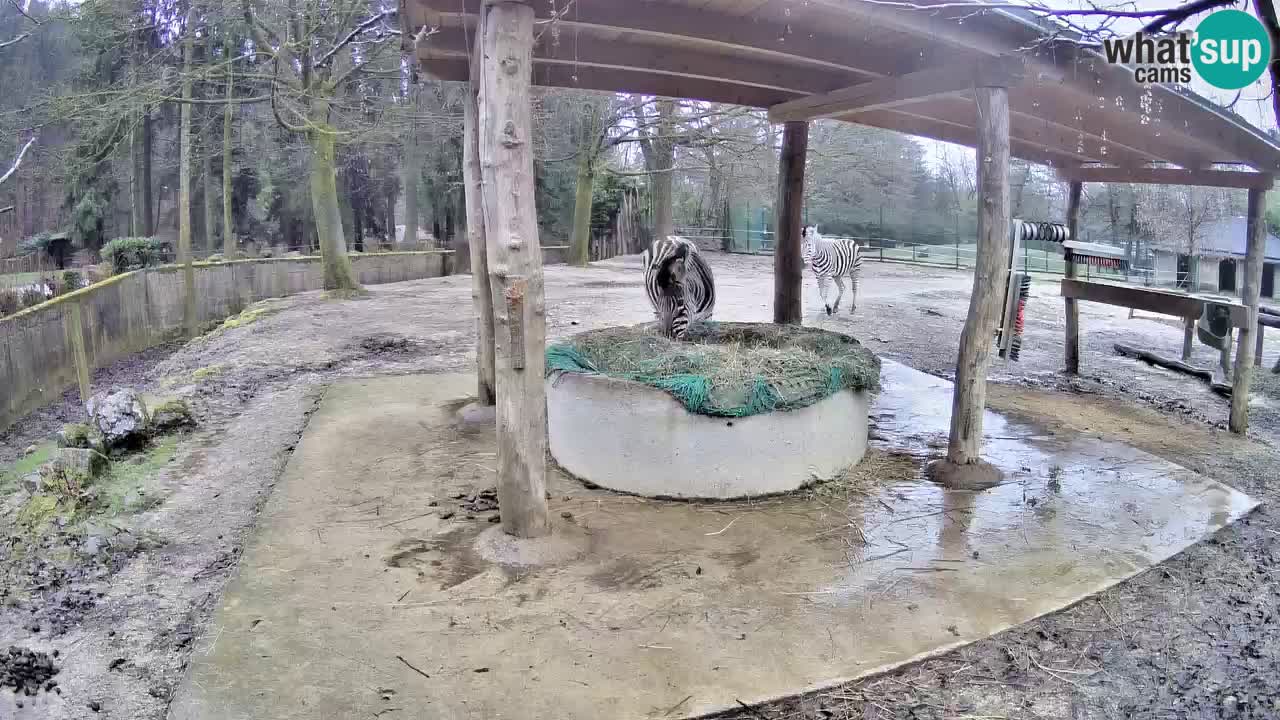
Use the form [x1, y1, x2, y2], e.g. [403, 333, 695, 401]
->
[546, 321, 881, 418]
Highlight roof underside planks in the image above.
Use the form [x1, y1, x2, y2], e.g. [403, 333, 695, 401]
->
[403, 0, 1280, 176]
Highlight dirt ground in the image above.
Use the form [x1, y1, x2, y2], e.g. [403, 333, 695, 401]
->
[2, 252, 1280, 719]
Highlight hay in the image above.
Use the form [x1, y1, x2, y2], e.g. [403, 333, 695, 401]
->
[546, 321, 881, 418]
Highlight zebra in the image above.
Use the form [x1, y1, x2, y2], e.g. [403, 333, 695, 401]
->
[802, 225, 862, 316]
[641, 236, 716, 340]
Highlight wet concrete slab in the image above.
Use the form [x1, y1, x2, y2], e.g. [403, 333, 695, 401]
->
[168, 362, 1258, 720]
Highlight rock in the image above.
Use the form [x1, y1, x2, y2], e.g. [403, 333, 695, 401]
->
[150, 399, 195, 433]
[39, 448, 110, 495]
[20, 472, 41, 494]
[86, 389, 150, 451]
[56, 423, 97, 449]
[455, 402, 496, 428]
[23, 445, 38, 456]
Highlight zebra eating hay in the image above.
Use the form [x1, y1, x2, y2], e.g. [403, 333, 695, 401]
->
[802, 225, 863, 316]
[641, 236, 716, 340]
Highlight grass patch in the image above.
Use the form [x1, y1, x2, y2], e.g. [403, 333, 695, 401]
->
[100, 435, 178, 516]
[191, 363, 227, 381]
[0, 441, 56, 493]
[200, 301, 280, 340]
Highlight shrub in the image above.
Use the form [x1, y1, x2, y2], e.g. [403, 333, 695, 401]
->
[61, 270, 84, 292]
[100, 237, 162, 274]
[0, 288, 19, 316]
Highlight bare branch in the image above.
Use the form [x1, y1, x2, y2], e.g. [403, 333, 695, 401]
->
[0, 136, 36, 187]
[7, 0, 38, 25]
[0, 31, 30, 50]
[315, 10, 393, 68]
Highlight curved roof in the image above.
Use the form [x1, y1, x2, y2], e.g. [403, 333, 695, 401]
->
[401, 0, 1280, 173]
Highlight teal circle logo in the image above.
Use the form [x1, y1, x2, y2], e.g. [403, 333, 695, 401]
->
[1192, 10, 1272, 90]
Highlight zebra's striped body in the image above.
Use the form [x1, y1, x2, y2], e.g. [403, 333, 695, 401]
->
[642, 236, 716, 340]
[802, 225, 862, 316]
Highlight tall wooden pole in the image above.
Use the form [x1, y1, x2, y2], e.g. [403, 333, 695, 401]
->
[1230, 186, 1268, 433]
[463, 30, 497, 406]
[477, 0, 550, 538]
[1063, 180, 1082, 374]
[774, 121, 808, 325]
[928, 84, 1011, 490]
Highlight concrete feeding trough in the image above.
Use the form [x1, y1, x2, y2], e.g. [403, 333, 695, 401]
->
[544, 322, 880, 500]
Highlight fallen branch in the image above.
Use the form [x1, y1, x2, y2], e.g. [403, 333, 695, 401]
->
[395, 654, 431, 680]
[1114, 343, 1232, 397]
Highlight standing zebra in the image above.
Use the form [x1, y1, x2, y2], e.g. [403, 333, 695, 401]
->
[802, 225, 863, 316]
[641, 236, 716, 340]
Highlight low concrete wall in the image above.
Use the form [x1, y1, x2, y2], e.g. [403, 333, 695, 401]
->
[0, 251, 453, 431]
[546, 372, 869, 500]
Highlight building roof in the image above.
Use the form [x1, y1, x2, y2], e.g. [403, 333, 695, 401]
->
[1197, 217, 1280, 262]
[403, 0, 1280, 173]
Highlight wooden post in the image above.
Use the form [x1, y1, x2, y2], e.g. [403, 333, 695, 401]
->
[65, 301, 92, 406]
[927, 84, 1011, 490]
[1256, 324, 1264, 367]
[1230, 187, 1268, 433]
[463, 32, 497, 406]
[1063, 181, 1082, 374]
[477, 0, 550, 538]
[774, 120, 808, 325]
[1182, 315, 1195, 361]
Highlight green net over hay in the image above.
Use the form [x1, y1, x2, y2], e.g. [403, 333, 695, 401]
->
[545, 321, 881, 418]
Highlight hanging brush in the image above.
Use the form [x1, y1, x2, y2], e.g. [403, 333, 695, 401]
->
[1008, 274, 1031, 362]
[1063, 240, 1129, 271]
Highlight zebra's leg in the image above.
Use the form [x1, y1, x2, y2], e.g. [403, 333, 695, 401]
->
[817, 274, 832, 315]
[832, 275, 846, 314]
[848, 264, 860, 315]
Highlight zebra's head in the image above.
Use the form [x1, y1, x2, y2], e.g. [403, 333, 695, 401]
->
[801, 225, 821, 262]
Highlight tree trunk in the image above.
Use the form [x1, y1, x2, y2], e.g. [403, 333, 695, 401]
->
[930, 85, 1011, 489]
[478, 0, 550, 538]
[402, 104, 421, 249]
[1064, 181, 1083, 374]
[133, 112, 153, 237]
[641, 99, 677, 240]
[223, 57, 235, 257]
[1231, 187, 1268, 433]
[569, 104, 601, 267]
[774, 121, 807, 325]
[463, 32, 496, 405]
[202, 131, 216, 255]
[178, 30, 197, 338]
[308, 103, 361, 291]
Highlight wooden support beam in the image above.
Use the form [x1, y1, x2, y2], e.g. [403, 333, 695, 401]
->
[774, 121, 807, 325]
[477, 0, 550, 538]
[1060, 279, 1250, 326]
[850, 109, 1085, 170]
[767, 56, 1024, 123]
[1057, 166, 1275, 190]
[1063, 181, 1082, 375]
[929, 83, 1011, 490]
[1230, 187, 1268, 433]
[462, 29, 496, 406]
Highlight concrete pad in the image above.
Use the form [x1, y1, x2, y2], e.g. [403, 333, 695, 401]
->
[547, 372, 869, 499]
[169, 362, 1258, 720]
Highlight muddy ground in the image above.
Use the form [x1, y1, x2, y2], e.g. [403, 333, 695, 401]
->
[2, 252, 1279, 719]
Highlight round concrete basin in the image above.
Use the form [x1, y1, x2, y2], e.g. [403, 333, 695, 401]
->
[546, 372, 869, 500]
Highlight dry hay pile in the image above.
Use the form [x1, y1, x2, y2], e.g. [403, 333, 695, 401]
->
[546, 321, 881, 418]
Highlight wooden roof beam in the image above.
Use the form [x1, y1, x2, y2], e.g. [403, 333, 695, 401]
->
[851, 108, 1086, 169]
[768, 56, 1024, 123]
[1056, 166, 1275, 190]
[420, 27, 859, 96]
[420, 57, 805, 109]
